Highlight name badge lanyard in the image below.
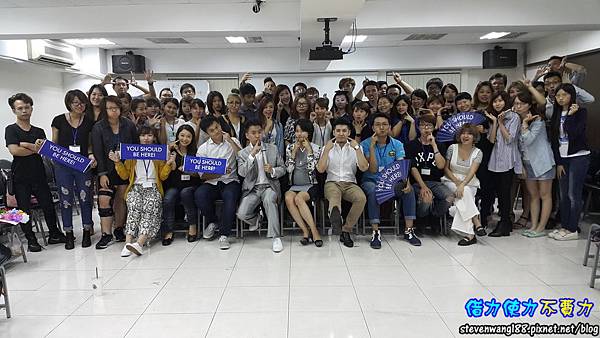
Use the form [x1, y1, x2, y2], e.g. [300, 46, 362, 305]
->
[68, 113, 84, 146]
[376, 141, 389, 163]
[143, 160, 152, 181]
[319, 125, 326, 146]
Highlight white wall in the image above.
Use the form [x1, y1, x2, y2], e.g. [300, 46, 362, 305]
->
[527, 30, 600, 64]
[0, 59, 66, 160]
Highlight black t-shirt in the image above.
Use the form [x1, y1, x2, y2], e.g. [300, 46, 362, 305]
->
[5, 123, 47, 183]
[51, 113, 95, 156]
[164, 151, 201, 190]
[405, 138, 447, 182]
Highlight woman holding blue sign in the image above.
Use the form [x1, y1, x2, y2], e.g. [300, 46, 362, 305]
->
[161, 124, 201, 245]
[51, 90, 96, 249]
[110, 126, 174, 257]
[91, 96, 138, 249]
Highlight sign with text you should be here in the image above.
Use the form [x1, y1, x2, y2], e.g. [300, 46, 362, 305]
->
[120, 144, 168, 161]
[38, 140, 92, 173]
[183, 155, 227, 175]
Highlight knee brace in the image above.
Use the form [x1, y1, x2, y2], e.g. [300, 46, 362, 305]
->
[98, 207, 114, 218]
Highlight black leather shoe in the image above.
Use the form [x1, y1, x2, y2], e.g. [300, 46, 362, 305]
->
[458, 236, 477, 246]
[27, 238, 42, 252]
[48, 232, 66, 245]
[329, 207, 342, 235]
[162, 237, 174, 246]
[113, 227, 126, 242]
[187, 234, 197, 242]
[475, 227, 487, 237]
[489, 228, 510, 237]
[82, 229, 92, 248]
[65, 231, 75, 250]
[339, 231, 354, 248]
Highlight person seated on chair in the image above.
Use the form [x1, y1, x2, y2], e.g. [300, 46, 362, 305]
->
[284, 118, 322, 248]
[442, 124, 486, 246]
[405, 114, 453, 233]
[361, 113, 420, 249]
[316, 118, 369, 248]
[5, 93, 67, 252]
[237, 120, 286, 253]
[194, 115, 242, 250]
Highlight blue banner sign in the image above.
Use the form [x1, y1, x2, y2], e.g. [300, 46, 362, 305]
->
[183, 156, 227, 174]
[120, 143, 168, 161]
[38, 140, 92, 173]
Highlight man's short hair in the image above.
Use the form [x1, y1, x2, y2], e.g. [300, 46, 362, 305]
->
[239, 83, 257, 96]
[264, 77, 275, 85]
[489, 73, 508, 86]
[425, 77, 443, 90]
[244, 119, 262, 131]
[544, 71, 562, 81]
[113, 76, 129, 84]
[293, 82, 307, 91]
[371, 112, 391, 124]
[363, 80, 379, 93]
[377, 81, 388, 89]
[315, 97, 329, 109]
[332, 117, 353, 131]
[200, 115, 219, 133]
[339, 77, 355, 89]
[454, 92, 472, 103]
[180, 83, 196, 95]
[353, 101, 371, 113]
[145, 97, 161, 108]
[418, 114, 436, 126]
[548, 55, 563, 62]
[8, 93, 33, 109]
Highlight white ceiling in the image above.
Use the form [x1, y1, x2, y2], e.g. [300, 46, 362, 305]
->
[0, 0, 296, 8]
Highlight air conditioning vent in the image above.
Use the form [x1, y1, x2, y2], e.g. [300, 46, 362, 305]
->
[146, 37, 189, 44]
[28, 40, 77, 67]
[404, 33, 447, 41]
[246, 36, 263, 43]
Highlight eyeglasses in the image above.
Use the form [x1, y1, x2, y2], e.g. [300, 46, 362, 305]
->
[71, 101, 85, 107]
[419, 124, 434, 129]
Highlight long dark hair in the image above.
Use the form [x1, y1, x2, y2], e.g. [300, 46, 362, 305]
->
[257, 95, 276, 129]
[332, 90, 351, 116]
[291, 95, 310, 120]
[175, 124, 197, 154]
[486, 91, 510, 116]
[98, 96, 122, 121]
[473, 81, 493, 109]
[206, 91, 225, 116]
[391, 94, 414, 121]
[550, 83, 579, 142]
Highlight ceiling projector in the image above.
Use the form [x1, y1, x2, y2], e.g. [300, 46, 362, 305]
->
[309, 18, 345, 61]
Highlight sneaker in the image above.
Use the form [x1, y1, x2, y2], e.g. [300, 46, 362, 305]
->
[113, 227, 126, 242]
[554, 229, 578, 241]
[329, 207, 343, 235]
[203, 223, 217, 239]
[218, 235, 230, 250]
[370, 231, 382, 249]
[48, 232, 66, 245]
[120, 245, 131, 257]
[126, 242, 143, 256]
[548, 228, 561, 239]
[340, 231, 354, 248]
[249, 212, 262, 231]
[95, 233, 114, 249]
[82, 229, 92, 248]
[404, 228, 422, 246]
[272, 237, 283, 252]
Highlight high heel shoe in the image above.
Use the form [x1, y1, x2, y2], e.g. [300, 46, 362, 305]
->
[300, 232, 313, 246]
[187, 233, 197, 242]
[314, 238, 323, 247]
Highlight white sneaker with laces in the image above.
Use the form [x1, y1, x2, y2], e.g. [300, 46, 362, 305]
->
[120, 245, 131, 257]
[203, 223, 217, 239]
[126, 242, 144, 256]
[272, 237, 283, 253]
[554, 229, 578, 241]
[548, 228, 561, 238]
[218, 235, 230, 250]
[249, 213, 262, 231]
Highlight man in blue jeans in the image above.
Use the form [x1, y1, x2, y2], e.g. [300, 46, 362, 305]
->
[405, 114, 453, 232]
[360, 113, 420, 248]
[194, 116, 242, 250]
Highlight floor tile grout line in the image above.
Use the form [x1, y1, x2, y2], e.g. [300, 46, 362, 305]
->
[384, 235, 456, 337]
[121, 239, 200, 337]
[203, 237, 246, 338]
[339, 236, 373, 338]
[286, 234, 294, 338]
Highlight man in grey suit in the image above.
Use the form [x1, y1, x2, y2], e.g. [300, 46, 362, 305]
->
[237, 120, 286, 252]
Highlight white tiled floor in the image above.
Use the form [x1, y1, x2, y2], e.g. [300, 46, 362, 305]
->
[2, 220, 600, 338]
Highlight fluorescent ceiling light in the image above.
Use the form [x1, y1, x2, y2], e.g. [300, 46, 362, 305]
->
[226, 36, 247, 44]
[342, 35, 367, 44]
[64, 38, 115, 45]
[479, 32, 510, 40]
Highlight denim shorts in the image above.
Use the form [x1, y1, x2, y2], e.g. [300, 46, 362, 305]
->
[524, 160, 555, 181]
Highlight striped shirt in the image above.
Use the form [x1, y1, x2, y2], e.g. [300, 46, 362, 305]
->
[488, 110, 522, 174]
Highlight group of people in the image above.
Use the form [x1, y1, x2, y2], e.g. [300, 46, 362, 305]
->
[4, 54, 595, 257]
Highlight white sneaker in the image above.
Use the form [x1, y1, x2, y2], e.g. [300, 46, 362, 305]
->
[120, 245, 131, 257]
[548, 228, 561, 238]
[126, 242, 144, 256]
[218, 235, 230, 250]
[554, 230, 578, 241]
[272, 237, 283, 253]
[249, 213, 262, 231]
[203, 223, 217, 239]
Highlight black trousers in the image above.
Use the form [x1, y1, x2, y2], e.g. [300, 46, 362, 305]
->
[477, 165, 496, 223]
[493, 169, 514, 233]
[14, 179, 59, 239]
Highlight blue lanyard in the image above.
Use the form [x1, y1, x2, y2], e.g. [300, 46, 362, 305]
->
[68, 113, 83, 145]
[376, 139, 389, 163]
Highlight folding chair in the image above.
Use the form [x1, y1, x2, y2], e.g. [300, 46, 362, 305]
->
[583, 223, 600, 288]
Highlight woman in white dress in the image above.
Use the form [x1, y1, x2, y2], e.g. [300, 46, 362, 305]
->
[442, 124, 485, 246]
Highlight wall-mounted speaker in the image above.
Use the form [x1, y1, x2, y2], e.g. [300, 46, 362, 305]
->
[483, 48, 517, 69]
[111, 54, 146, 74]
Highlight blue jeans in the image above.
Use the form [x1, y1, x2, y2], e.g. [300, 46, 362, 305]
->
[412, 181, 453, 218]
[194, 181, 241, 237]
[161, 186, 198, 234]
[54, 164, 94, 231]
[558, 155, 590, 232]
[362, 180, 416, 225]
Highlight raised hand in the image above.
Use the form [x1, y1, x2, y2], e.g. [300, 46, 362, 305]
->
[108, 150, 120, 163]
[568, 103, 579, 115]
[101, 74, 112, 86]
[144, 70, 155, 84]
[241, 72, 252, 83]
[130, 71, 137, 86]
[392, 72, 402, 84]
[251, 141, 261, 156]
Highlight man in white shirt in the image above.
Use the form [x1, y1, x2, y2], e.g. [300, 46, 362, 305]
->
[194, 116, 242, 250]
[317, 118, 369, 247]
[236, 120, 286, 252]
